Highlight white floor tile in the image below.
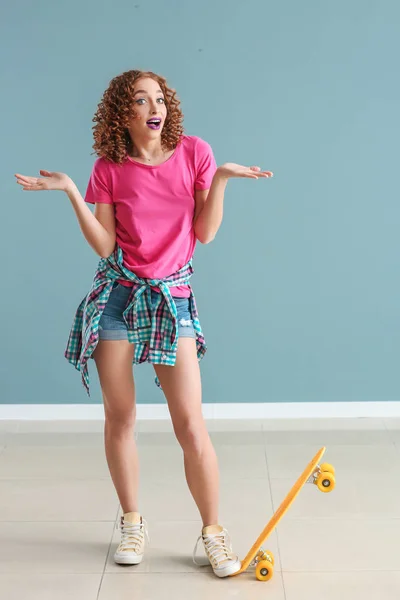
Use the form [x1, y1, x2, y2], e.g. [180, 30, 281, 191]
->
[0, 574, 101, 600]
[263, 429, 391, 445]
[17, 420, 105, 433]
[137, 477, 273, 523]
[2, 432, 112, 447]
[138, 444, 185, 482]
[137, 431, 178, 446]
[0, 421, 19, 433]
[265, 444, 400, 479]
[137, 420, 175, 433]
[271, 473, 400, 519]
[0, 446, 110, 479]
[0, 522, 114, 573]
[283, 571, 400, 600]
[263, 418, 386, 431]
[210, 430, 265, 445]
[277, 518, 400, 571]
[0, 478, 118, 521]
[386, 430, 400, 444]
[99, 572, 286, 599]
[383, 418, 400, 430]
[215, 445, 268, 480]
[208, 419, 264, 432]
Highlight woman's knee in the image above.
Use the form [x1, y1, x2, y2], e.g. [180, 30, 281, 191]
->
[104, 398, 136, 433]
[174, 418, 208, 453]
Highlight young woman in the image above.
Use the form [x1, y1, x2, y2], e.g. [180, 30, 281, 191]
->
[15, 69, 273, 578]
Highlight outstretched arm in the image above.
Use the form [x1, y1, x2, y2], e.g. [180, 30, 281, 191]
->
[194, 164, 273, 244]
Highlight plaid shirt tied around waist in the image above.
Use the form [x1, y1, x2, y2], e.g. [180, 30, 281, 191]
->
[65, 246, 206, 396]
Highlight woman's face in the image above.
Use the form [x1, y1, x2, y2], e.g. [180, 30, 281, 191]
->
[128, 77, 167, 142]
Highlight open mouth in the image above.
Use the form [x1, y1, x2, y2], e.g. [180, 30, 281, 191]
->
[146, 118, 162, 130]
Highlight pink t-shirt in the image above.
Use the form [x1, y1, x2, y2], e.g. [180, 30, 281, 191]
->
[84, 135, 217, 297]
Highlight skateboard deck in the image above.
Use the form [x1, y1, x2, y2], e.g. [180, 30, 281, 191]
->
[230, 446, 335, 580]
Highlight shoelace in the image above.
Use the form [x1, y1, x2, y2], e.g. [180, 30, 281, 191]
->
[193, 529, 233, 567]
[116, 517, 150, 553]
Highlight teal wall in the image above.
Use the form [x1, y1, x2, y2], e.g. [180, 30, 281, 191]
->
[1, 1, 399, 405]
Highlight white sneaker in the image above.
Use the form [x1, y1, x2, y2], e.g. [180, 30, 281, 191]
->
[114, 512, 149, 565]
[193, 524, 241, 578]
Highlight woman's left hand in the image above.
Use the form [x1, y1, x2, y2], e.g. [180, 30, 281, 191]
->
[217, 163, 273, 180]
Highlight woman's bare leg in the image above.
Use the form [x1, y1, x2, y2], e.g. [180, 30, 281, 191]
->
[154, 338, 220, 527]
[93, 340, 139, 514]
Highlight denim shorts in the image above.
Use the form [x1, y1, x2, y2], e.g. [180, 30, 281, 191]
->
[98, 282, 196, 341]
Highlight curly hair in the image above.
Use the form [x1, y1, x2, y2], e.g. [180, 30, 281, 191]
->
[91, 70, 184, 164]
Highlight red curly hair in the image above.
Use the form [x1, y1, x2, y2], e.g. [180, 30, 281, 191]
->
[91, 70, 184, 164]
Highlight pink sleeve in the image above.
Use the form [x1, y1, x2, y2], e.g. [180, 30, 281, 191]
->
[84, 158, 113, 204]
[194, 138, 217, 191]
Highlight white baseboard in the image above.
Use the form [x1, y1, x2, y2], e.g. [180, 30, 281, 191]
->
[1, 402, 400, 420]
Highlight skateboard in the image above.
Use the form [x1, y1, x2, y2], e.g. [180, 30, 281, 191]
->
[230, 446, 335, 581]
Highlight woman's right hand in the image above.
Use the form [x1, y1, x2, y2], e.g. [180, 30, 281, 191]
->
[14, 170, 74, 193]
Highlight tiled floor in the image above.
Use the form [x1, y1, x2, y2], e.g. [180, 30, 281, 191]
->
[0, 417, 399, 599]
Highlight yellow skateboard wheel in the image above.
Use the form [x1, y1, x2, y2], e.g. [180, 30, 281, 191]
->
[265, 550, 275, 566]
[317, 471, 335, 492]
[320, 462, 335, 475]
[256, 560, 274, 581]
[259, 550, 275, 565]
